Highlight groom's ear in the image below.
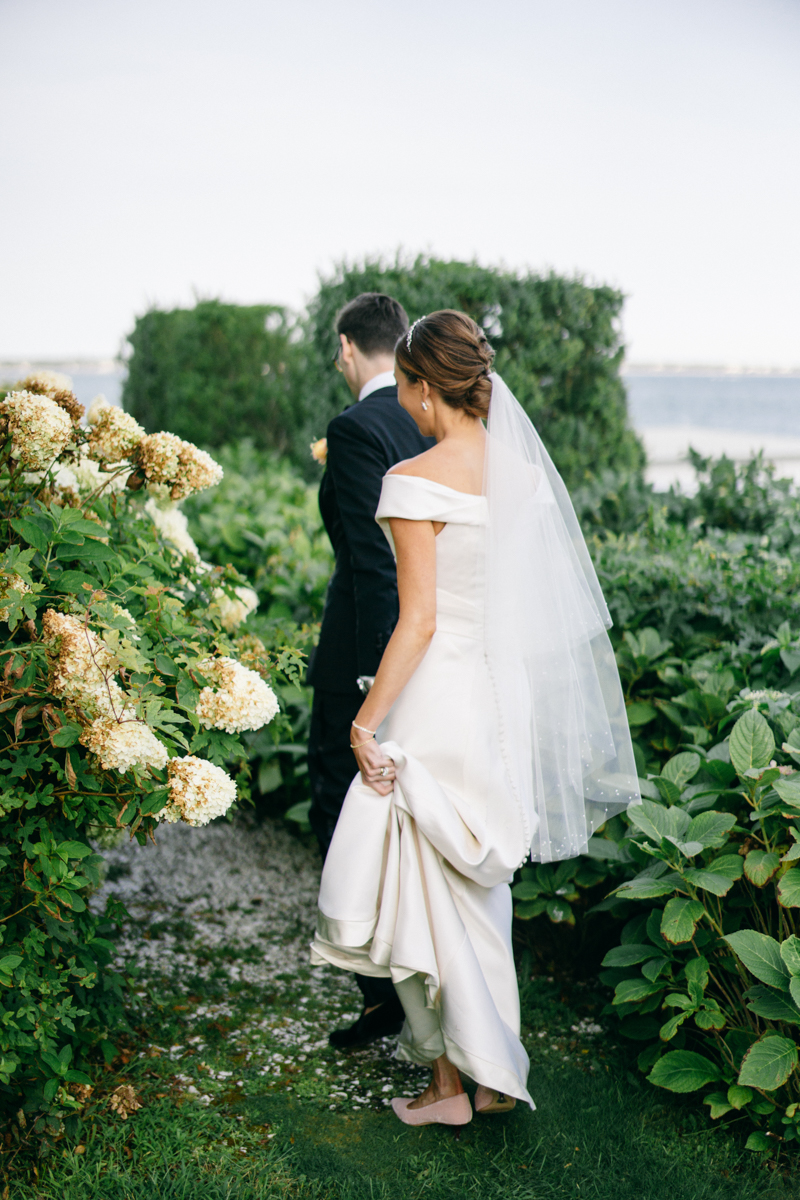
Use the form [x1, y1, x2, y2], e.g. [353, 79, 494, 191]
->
[340, 335, 356, 367]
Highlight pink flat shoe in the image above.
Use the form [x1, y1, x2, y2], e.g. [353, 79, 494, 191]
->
[391, 1093, 473, 1126]
[474, 1085, 516, 1114]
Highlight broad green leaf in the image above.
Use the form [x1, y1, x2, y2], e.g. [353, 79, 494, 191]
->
[514, 899, 548, 920]
[652, 777, 682, 805]
[779, 935, 800, 976]
[511, 881, 544, 901]
[729, 709, 775, 777]
[724, 930, 790, 990]
[43, 1078, 59, 1103]
[648, 1050, 722, 1092]
[72, 539, 116, 562]
[53, 570, 100, 593]
[726, 1085, 753, 1109]
[777, 868, 800, 909]
[0, 954, 23, 974]
[679, 690, 728, 725]
[626, 701, 657, 727]
[705, 855, 744, 879]
[772, 777, 800, 807]
[744, 850, 781, 887]
[682, 867, 735, 897]
[628, 799, 688, 845]
[616, 877, 677, 900]
[660, 1011, 691, 1041]
[584, 835, 631, 863]
[685, 810, 735, 850]
[661, 897, 705, 944]
[791, 978, 800, 1010]
[703, 1091, 732, 1119]
[695, 1006, 727, 1030]
[705, 759, 737, 787]
[745, 985, 800, 1025]
[154, 653, 177, 676]
[602, 944, 655, 968]
[55, 840, 92, 860]
[10, 517, 48, 554]
[613, 979, 665, 1005]
[745, 1132, 772, 1153]
[661, 752, 701, 790]
[51, 723, 81, 747]
[546, 898, 574, 925]
[738, 1035, 798, 1091]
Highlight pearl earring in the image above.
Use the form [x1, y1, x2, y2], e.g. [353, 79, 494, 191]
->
[421, 401, 429, 411]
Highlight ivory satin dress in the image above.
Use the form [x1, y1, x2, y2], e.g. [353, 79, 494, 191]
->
[311, 473, 534, 1108]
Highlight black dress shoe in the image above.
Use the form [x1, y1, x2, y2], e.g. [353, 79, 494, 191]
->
[328, 998, 406, 1049]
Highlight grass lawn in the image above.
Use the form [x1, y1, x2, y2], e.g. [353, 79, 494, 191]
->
[5, 816, 796, 1200]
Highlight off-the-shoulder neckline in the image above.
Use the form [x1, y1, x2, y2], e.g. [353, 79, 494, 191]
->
[383, 473, 484, 500]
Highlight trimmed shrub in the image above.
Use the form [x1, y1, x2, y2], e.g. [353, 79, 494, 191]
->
[122, 300, 301, 455]
[300, 254, 645, 489]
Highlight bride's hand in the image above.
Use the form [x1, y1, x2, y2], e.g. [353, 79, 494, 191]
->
[351, 737, 395, 795]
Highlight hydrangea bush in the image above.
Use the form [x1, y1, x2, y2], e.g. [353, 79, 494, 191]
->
[0, 375, 306, 1130]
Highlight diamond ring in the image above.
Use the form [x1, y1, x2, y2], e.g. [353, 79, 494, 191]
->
[380, 766, 388, 777]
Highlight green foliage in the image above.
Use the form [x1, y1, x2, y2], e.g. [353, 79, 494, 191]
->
[182, 440, 332, 624]
[301, 253, 644, 489]
[122, 300, 301, 455]
[0, 391, 307, 1129]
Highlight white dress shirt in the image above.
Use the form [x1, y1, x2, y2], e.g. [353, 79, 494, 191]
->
[358, 370, 396, 401]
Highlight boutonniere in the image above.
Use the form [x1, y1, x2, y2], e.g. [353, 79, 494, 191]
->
[310, 437, 327, 466]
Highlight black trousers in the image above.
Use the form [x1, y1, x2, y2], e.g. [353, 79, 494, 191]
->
[308, 686, 397, 1010]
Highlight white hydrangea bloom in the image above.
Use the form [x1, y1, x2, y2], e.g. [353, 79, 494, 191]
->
[138, 433, 223, 500]
[86, 394, 112, 424]
[20, 369, 73, 396]
[0, 573, 30, 622]
[81, 715, 168, 773]
[87, 406, 145, 463]
[159, 755, 237, 826]
[144, 497, 200, 560]
[195, 655, 279, 733]
[1, 391, 73, 470]
[740, 688, 792, 704]
[42, 609, 125, 718]
[209, 585, 259, 631]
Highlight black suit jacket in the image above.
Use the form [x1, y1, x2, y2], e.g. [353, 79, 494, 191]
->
[307, 385, 434, 694]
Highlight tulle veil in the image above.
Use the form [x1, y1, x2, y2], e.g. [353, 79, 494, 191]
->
[483, 373, 640, 862]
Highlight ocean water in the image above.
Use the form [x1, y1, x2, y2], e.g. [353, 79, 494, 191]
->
[625, 374, 800, 435]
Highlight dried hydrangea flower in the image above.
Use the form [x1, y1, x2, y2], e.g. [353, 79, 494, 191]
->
[20, 369, 73, 395]
[232, 633, 270, 678]
[108, 1084, 141, 1120]
[86, 394, 111, 424]
[136, 433, 223, 500]
[144, 497, 200, 560]
[159, 755, 237, 826]
[0, 573, 30, 622]
[42, 609, 124, 719]
[1, 391, 73, 470]
[81, 715, 168, 773]
[87, 407, 145, 463]
[209, 585, 258, 631]
[195, 655, 279, 734]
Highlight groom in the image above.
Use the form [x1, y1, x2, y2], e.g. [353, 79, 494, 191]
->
[307, 292, 432, 1048]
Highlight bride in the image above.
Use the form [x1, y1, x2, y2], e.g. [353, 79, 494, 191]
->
[311, 310, 639, 1126]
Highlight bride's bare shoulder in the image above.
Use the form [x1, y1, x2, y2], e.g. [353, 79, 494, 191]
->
[387, 442, 483, 495]
[386, 446, 442, 480]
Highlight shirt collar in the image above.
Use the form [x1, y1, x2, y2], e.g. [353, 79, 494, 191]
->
[358, 370, 396, 402]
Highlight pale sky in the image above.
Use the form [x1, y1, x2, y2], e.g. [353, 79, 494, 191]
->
[1, 0, 798, 366]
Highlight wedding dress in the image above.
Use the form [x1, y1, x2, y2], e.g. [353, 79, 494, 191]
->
[311, 375, 639, 1108]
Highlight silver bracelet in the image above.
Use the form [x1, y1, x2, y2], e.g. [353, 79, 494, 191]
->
[352, 720, 377, 736]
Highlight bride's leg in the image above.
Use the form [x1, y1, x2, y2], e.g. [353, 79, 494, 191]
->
[394, 974, 464, 1109]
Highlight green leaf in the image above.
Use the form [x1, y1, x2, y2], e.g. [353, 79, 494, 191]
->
[72, 539, 117, 561]
[154, 653, 177, 676]
[602, 944, 656, 968]
[780, 935, 800, 976]
[511, 881, 544, 901]
[703, 1091, 732, 1119]
[660, 1011, 691, 1041]
[682, 867, 735, 897]
[0, 954, 23, 975]
[43, 1077, 59, 1103]
[724, 931, 790, 989]
[744, 850, 781, 887]
[546, 898, 574, 925]
[652, 777, 682, 806]
[773, 776, 800, 808]
[648, 1050, 722, 1092]
[613, 978, 665, 1005]
[745, 985, 800, 1025]
[616, 877, 678, 900]
[628, 799, 688, 845]
[727, 1084, 753, 1109]
[51, 723, 81, 747]
[660, 897, 705, 944]
[729, 709, 775, 777]
[738, 1035, 798, 1090]
[514, 899, 548, 919]
[661, 752, 701, 790]
[54, 570, 100, 594]
[56, 840, 92, 860]
[685, 810, 735, 850]
[585, 835, 632, 863]
[626, 701, 657, 727]
[10, 517, 48, 553]
[745, 1132, 772, 1153]
[777, 868, 800, 909]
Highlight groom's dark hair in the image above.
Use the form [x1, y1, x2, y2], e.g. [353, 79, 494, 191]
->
[335, 293, 409, 357]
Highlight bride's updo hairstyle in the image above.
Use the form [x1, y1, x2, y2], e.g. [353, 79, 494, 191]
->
[395, 310, 495, 419]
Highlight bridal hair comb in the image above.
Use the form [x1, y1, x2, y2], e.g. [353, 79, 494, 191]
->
[406, 316, 427, 352]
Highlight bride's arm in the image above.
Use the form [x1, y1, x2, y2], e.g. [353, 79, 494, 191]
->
[350, 516, 437, 794]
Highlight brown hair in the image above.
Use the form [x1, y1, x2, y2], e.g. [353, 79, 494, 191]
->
[394, 310, 495, 418]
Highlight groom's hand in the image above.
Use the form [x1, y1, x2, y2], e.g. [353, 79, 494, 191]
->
[351, 737, 396, 795]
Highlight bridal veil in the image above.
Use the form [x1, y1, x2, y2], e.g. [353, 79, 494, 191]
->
[483, 373, 639, 862]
